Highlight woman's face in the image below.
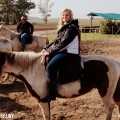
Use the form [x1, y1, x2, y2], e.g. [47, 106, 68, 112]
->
[61, 10, 71, 24]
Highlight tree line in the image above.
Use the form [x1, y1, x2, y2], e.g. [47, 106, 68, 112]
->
[0, 0, 54, 25]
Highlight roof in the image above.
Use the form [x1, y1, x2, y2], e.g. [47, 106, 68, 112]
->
[87, 12, 120, 20]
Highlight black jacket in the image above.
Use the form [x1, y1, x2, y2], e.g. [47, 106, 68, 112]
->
[17, 21, 34, 34]
[45, 19, 80, 56]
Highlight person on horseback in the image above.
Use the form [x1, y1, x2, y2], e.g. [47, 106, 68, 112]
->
[17, 16, 34, 51]
[42, 8, 81, 101]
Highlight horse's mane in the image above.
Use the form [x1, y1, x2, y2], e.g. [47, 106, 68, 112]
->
[6, 51, 42, 68]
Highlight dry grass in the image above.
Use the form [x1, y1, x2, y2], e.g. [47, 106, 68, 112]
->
[5, 18, 103, 31]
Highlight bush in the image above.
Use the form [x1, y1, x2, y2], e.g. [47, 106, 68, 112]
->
[100, 19, 119, 34]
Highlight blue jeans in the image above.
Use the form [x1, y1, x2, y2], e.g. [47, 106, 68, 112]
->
[21, 33, 28, 47]
[46, 53, 80, 82]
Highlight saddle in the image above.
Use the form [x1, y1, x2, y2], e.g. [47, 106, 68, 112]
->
[58, 64, 81, 84]
[19, 34, 33, 44]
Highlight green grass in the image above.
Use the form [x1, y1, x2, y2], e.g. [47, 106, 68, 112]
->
[81, 33, 120, 41]
[48, 34, 57, 42]
[48, 33, 120, 42]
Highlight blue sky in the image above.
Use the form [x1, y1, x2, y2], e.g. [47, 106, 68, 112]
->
[29, 0, 120, 19]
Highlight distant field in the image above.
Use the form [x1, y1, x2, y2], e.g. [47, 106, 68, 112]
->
[28, 17, 103, 27]
[6, 17, 103, 32]
[6, 23, 57, 32]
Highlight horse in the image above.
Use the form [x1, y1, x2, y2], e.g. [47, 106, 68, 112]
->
[0, 50, 120, 120]
[0, 25, 49, 82]
[0, 25, 49, 52]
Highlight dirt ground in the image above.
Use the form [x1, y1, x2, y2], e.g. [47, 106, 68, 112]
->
[0, 37, 120, 120]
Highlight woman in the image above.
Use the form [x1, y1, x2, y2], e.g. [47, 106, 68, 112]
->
[42, 8, 81, 100]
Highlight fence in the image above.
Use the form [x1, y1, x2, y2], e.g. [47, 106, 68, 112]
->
[80, 27, 120, 41]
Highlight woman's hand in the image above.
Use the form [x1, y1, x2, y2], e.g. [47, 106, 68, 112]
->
[41, 49, 49, 56]
[40, 49, 49, 64]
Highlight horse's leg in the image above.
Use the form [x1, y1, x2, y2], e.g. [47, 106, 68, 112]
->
[38, 101, 50, 120]
[102, 97, 114, 120]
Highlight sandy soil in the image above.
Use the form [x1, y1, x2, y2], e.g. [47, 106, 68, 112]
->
[0, 38, 120, 120]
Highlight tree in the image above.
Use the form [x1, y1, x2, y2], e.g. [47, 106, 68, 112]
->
[100, 19, 119, 34]
[0, 0, 35, 24]
[38, 0, 54, 24]
[0, 0, 15, 25]
[14, 0, 35, 22]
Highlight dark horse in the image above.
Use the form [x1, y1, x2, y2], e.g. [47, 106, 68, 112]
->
[0, 50, 120, 120]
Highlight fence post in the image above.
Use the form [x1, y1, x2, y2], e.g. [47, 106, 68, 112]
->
[84, 28, 86, 40]
[112, 26, 113, 35]
[92, 28, 94, 40]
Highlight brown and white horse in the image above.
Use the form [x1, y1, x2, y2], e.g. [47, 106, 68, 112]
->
[0, 25, 49, 51]
[0, 51, 120, 120]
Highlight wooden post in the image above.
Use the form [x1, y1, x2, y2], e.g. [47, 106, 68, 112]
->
[90, 16, 93, 33]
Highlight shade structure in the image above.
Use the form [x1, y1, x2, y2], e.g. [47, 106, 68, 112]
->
[87, 12, 120, 20]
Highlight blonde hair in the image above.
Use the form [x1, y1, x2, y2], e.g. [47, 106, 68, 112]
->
[57, 8, 73, 30]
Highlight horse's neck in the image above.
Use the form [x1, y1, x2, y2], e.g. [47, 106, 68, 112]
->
[4, 52, 47, 83]
[5, 52, 42, 74]
[3, 29, 12, 39]
[4, 29, 21, 51]
[3, 27, 17, 40]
